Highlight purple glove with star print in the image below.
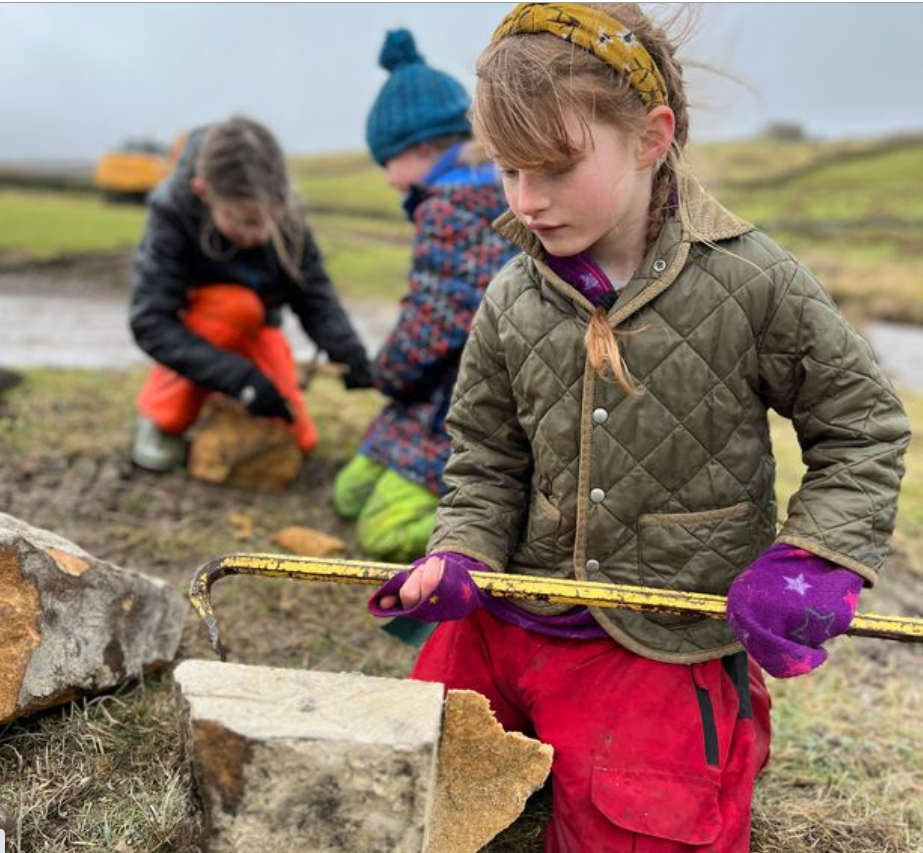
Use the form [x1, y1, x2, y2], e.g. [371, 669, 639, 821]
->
[367, 552, 486, 622]
[726, 543, 863, 678]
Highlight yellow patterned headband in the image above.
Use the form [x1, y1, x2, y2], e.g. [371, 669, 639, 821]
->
[491, 3, 668, 109]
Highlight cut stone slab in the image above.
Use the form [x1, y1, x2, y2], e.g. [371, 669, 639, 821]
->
[0, 512, 186, 724]
[174, 660, 444, 853]
[187, 399, 302, 492]
[427, 690, 554, 853]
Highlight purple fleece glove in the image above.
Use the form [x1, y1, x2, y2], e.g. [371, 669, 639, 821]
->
[727, 543, 863, 678]
[367, 552, 486, 622]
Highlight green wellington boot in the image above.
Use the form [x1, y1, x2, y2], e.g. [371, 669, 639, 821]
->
[131, 415, 188, 473]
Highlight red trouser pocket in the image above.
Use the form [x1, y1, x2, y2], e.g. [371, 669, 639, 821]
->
[413, 611, 769, 853]
[591, 767, 723, 848]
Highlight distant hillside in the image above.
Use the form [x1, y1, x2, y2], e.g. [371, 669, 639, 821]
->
[706, 137, 923, 231]
[691, 134, 923, 189]
[290, 152, 398, 222]
[3, 134, 922, 318]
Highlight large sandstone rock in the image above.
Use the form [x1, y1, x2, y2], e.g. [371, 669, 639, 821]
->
[0, 513, 186, 724]
[175, 661, 444, 853]
[427, 690, 553, 853]
[187, 399, 302, 492]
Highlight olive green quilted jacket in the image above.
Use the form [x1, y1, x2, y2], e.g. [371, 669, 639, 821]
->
[428, 179, 911, 663]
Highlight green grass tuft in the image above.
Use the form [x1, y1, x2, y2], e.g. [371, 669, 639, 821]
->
[0, 191, 146, 258]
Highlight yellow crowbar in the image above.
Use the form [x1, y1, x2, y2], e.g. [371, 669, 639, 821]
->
[189, 554, 923, 660]
[189, 552, 923, 660]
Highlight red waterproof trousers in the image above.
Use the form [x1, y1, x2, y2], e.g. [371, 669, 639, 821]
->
[412, 608, 771, 852]
[136, 285, 317, 451]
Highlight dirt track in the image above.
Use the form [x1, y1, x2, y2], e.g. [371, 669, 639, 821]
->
[4, 251, 923, 396]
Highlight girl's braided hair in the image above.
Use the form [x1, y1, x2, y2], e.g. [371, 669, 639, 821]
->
[196, 116, 306, 285]
[473, 3, 695, 394]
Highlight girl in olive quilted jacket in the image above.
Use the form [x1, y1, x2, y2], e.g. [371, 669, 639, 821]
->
[368, 5, 909, 852]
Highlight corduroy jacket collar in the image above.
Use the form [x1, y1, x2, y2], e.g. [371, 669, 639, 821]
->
[492, 175, 755, 329]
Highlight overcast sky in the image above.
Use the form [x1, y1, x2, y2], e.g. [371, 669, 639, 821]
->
[3, 3, 922, 163]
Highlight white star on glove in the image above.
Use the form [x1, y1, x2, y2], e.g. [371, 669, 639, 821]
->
[783, 573, 812, 596]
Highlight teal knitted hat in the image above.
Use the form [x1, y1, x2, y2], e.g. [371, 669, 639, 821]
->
[366, 29, 472, 166]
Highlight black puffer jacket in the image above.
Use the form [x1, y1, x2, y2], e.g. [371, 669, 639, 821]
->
[129, 128, 371, 397]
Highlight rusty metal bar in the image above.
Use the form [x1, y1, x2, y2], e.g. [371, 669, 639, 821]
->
[189, 553, 923, 660]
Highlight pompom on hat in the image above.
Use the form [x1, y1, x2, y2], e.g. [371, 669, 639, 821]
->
[366, 29, 472, 166]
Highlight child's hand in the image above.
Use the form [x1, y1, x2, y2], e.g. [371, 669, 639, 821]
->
[239, 371, 294, 423]
[342, 357, 374, 390]
[727, 544, 863, 678]
[379, 555, 444, 610]
[368, 552, 487, 622]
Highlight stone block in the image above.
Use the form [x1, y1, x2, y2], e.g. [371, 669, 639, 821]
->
[187, 399, 302, 492]
[174, 660, 443, 853]
[0, 512, 186, 724]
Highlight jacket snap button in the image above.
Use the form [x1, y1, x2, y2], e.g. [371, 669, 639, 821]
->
[653, 258, 667, 273]
[592, 408, 608, 424]
[586, 559, 600, 573]
[590, 488, 605, 503]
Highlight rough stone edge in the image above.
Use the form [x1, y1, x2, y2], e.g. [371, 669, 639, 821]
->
[0, 544, 42, 722]
[426, 690, 554, 853]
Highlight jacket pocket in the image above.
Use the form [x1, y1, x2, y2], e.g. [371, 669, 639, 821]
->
[514, 489, 562, 573]
[591, 766, 722, 847]
[637, 502, 757, 626]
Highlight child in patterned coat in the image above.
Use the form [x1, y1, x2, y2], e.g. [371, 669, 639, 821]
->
[333, 29, 517, 562]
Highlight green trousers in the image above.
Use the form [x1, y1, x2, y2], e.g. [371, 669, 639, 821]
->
[333, 455, 439, 564]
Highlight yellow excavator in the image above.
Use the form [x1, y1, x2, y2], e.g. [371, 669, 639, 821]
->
[94, 134, 185, 201]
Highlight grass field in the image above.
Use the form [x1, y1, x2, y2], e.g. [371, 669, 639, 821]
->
[720, 145, 923, 222]
[2, 135, 923, 317]
[696, 137, 923, 324]
[0, 191, 147, 259]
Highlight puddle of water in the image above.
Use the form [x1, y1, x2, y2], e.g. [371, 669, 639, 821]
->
[0, 294, 397, 370]
[2, 291, 921, 394]
[862, 321, 923, 393]
[0, 294, 142, 368]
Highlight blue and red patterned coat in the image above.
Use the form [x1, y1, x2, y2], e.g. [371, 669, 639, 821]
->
[360, 148, 516, 494]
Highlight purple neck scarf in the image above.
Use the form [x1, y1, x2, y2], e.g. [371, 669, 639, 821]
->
[545, 252, 622, 308]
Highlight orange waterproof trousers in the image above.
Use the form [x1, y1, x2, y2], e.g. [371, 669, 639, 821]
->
[136, 284, 317, 451]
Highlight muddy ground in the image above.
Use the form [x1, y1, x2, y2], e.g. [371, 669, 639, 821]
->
[1, 254, 922, 852]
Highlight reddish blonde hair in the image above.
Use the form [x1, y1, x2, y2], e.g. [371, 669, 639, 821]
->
[474, 3, 693, 393]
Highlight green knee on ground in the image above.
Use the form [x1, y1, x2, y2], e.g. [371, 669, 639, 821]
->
[335, 456, 438, 563]
[333, 455, 386, 519]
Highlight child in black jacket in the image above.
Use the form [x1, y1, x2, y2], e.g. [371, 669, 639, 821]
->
[129, 116, 371, 471]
